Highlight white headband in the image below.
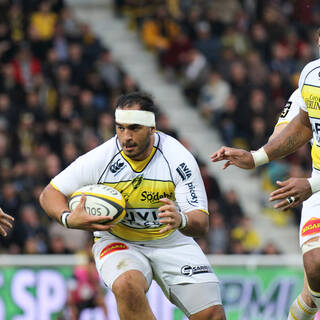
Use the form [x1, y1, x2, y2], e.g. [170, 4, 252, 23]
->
[115, 109, 155, 127]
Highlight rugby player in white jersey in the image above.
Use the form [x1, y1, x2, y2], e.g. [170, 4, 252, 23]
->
[270, 89, 319, 319]
[211, 53, 320, 320]
[40, 92, 226, 320]
[0, 207, 14, 236]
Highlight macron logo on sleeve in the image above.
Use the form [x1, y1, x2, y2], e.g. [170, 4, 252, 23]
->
[176, 163, 192, 181]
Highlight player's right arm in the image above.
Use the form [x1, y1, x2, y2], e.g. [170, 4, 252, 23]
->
[40, 140, 117, 231]
[40, 184, 113, 231]
[211, 108, 312, 169]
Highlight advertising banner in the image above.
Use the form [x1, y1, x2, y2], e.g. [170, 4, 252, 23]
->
[0, 265, 304, 320]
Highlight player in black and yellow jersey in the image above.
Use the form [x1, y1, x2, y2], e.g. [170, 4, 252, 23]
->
[40, 92, 226, 320]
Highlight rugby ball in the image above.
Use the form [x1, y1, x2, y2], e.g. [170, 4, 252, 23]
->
[69, 184, 126, 224]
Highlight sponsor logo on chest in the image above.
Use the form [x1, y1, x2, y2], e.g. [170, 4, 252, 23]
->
[140, 190, 174, 203]
[122, 209, 161, 229]
[110, 159, 126, 175]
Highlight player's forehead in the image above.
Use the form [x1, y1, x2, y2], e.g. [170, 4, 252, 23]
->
[119, 104, 142, 111]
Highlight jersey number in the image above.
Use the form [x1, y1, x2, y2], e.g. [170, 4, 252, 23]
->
[280, 101, 292, 118]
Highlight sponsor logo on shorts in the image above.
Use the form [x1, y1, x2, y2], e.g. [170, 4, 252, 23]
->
[186, 182, 198, 206]
[100, 242, 128, 259]
[181, 265, 212, 276]
[176, 163, 192, 181]
[301, 218, 320, 236]
[140, 191, 174, 203]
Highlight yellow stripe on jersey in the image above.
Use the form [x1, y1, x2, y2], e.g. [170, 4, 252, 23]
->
[102, 179, 176, 241]
[103, 179, 175, 208]
[50, 181, 60, 191]
[110, 224, 175, 241]
[301, 85, 320, 118]
[121, 147, 157, 172]
[302, 84, 320, 170]
[275, 121, 289, 127]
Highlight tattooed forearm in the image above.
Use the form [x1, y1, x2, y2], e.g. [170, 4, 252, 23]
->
[270, 131, 303, 159]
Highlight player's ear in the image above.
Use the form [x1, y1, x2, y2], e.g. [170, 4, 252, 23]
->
[150, 126, 156, 134]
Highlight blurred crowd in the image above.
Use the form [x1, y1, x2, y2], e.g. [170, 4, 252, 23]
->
[113, 0, 320, 251]
[0, 0, 144, 255]
[0, 0, 294, 256]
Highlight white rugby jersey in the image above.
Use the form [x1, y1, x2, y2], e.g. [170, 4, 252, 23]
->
[51, 131, 208, 241]
[276, 89, 301, 126]
[298, 58, 320, 171]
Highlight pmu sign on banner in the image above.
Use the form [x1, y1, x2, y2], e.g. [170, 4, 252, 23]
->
[0, 266, 304, 320]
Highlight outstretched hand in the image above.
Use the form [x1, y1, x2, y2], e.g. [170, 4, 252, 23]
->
[67, 194, 115, 232]
[0, 208, 14, 237]
[269, 177, 312, 210]
[210, 146, 255, 170]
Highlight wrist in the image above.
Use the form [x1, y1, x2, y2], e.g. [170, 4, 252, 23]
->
[178, 211, 188, 230]
[251, 147, 269, 167]
[60, 211, 71, 228]
[308, 176, 320, 193]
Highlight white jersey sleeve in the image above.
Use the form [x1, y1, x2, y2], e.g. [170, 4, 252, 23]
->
[161, 135, 208, 214]
[51, 137, 117, 196]
[276, 89, 303, 126]
[298, 58, 320, 112]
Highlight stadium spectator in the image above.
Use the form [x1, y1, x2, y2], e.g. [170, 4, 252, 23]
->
[208, 212, 228, 254]
[230, 216, 260, 253]
[197, 69, 231, 123]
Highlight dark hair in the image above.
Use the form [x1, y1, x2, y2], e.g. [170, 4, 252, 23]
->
[115, 92, 156, 113]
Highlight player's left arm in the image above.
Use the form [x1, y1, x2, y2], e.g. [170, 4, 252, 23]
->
[159, 148, 210, 237]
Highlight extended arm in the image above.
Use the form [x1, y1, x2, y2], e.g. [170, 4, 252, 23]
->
[39, 184, 114, 231]
[264, 108, 312, 161]
[0, 208, 14, 237]
[211, 109, 312, 169]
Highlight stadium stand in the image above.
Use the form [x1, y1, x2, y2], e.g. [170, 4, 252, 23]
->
[70, 0, 307, 253]
[2, 0, 317, 257]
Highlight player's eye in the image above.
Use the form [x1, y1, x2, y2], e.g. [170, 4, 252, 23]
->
[117, 125, 124, 131]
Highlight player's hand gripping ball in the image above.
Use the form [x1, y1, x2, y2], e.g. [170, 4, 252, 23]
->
[69, 184, 126, 224]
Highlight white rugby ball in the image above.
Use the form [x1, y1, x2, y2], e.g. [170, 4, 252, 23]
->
[69, 184, 126, 224]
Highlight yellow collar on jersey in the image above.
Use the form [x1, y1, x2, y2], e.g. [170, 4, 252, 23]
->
[121, 146, 157, 172]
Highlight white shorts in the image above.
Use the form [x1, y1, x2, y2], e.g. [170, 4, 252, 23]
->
[300, 191, 320, 247]
[92, 230, 219, 297]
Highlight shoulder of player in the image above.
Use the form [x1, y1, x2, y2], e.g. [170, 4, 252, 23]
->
[157, 131, 196, 164]
[300, 58, 320, 81]
[76, 136, 118, 163]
